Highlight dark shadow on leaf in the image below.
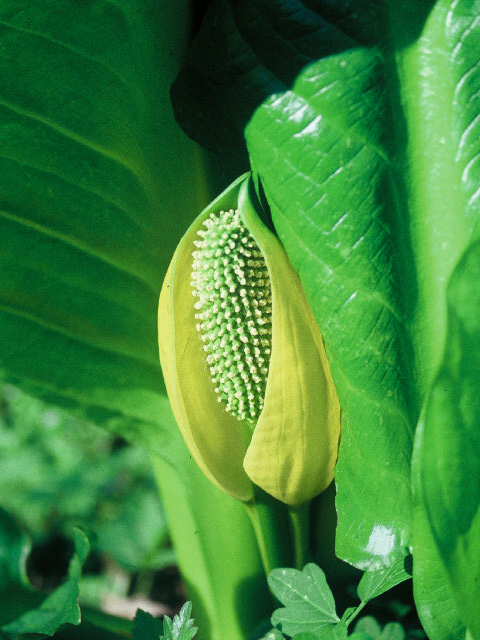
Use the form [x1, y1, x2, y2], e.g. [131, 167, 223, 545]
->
[171, 0, 435, 181]
[234, 571, 275, 640]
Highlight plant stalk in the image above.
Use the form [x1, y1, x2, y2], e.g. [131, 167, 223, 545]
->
[150, 453, 273, 640]
[288, 502, 311, 570]
[243, 486, 293, 576]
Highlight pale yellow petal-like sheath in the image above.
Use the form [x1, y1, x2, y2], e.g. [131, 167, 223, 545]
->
[158, 175, 254, 502]
[239, 181, 341, 505]
[158, 173, 340, 506]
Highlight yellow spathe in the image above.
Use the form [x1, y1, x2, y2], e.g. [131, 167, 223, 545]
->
[158, 173, 340, 505]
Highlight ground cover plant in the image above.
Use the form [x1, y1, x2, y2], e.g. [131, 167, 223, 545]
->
[0, 383, 175, 609]
[0, 1, 479, 639]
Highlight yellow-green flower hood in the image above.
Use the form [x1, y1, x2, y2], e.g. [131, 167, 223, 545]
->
[158, 174, 340, 505]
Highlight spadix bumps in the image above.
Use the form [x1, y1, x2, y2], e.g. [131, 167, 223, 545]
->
[158, 174, 341, 505]
[191, 210, 272, 422]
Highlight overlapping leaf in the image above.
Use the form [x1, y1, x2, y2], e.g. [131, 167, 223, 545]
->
[0, 6, 275, 640]
[246, 0, 480, 571]
[413, 234, 480, 638]
[0, 0, 213, 455]
[407, 2, 480, 638]
[245, 5, 424, 571]
[411, 418, 465, 640]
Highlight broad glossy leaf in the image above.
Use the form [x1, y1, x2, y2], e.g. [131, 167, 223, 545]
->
[0, 0, 215, 455]
[413, 236, 480, 639]
[0, 507, 88, 637]
[411, 415, 465, 640]
[245, 5, 417, 571]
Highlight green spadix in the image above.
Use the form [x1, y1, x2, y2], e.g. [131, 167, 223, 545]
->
[158, 174, 340, 505]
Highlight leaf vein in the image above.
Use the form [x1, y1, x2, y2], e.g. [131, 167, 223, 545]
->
[0, 149, 152, 232]
[0, 17, 139, 105]
[0, 207, 156, 291]
[0, 95, 149, 189]
[0, 301, 157, 370]
[292, 89, 392, 167]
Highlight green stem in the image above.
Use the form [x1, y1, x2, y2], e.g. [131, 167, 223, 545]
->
[288, 503, 311, 570]
[344, 600, 368, 628]
[150, 453, 273, 640]
[243, 486, 293, 576]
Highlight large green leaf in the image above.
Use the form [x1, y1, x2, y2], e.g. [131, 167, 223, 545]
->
[411, 415, 465, 640]
[413, 234, 480, 639]
[247, 44, 416, 569]
[0, 0, 214, 454]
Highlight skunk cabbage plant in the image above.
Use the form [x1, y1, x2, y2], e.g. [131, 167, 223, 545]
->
[1, 1, 480, 639]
